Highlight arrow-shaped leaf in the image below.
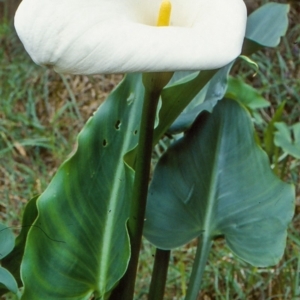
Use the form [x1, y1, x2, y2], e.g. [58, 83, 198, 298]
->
[144, 99, 294, 267]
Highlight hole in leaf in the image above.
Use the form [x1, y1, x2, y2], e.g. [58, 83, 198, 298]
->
[115, 120, 121, 130]
[103, 139, 107, 147]
[134, 130, 138, 135]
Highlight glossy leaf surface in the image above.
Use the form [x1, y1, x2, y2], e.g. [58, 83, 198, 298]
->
[21, 74, 144, 299]
[144, 99, 294, 267]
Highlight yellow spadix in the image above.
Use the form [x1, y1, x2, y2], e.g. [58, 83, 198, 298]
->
[156, 0, 172, 27]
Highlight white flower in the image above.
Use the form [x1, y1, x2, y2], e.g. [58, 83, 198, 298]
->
[15, 0, 247, 74]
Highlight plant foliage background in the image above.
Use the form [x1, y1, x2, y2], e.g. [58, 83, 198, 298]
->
[0, 0, 299, 299]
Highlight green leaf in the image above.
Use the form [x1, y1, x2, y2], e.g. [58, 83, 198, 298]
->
[166, 71, 198, 86]
[263, 102, 286, 158]
[239, 55, 259, 72]
[0, 267, 18, 294]
[226, 76, 270, 110]
[242, 3, 289, 55]
[0, 196, 38, 292]
[125, 70, 218, 168]
[0, 224, 17, 295]
[274, 122, 300, 159]
[246, 3, 289, 47]
[21, 74, 145, 299]
[152, 70, 217, 143]
[168, 63, 233, 134]
[144, 99, 294, 267]
[0, 224, 14, 259]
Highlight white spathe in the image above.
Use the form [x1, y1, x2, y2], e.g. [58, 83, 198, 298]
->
[14, 0, 247, 74]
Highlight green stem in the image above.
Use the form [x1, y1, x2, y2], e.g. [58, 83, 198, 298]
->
[110, 72, 172, 300]
[148, 249, 170, 300]
[122, 88, 160, 298]
[280, 155, 288, 180]
[273, 146, 280, 176]
[185, 235, 212, 300]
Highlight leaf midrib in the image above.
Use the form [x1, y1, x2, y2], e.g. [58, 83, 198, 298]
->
[202, 121, 224, 238]
[97, 115, 137, 293]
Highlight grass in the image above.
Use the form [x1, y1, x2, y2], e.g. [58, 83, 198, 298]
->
[0, 22, 123, 228]
[0, 1, 300, 299]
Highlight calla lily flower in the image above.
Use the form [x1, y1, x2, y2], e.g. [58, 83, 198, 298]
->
[15, 0, 247, 74]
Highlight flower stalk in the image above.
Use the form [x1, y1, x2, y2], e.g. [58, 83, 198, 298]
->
[110, 72, 172, 300]
[148, 249, 171, 300]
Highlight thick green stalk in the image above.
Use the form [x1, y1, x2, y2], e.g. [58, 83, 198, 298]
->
[110, 72, 172, 300]
[185, 235, 212, 300]
[148, 249, 170, 300]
